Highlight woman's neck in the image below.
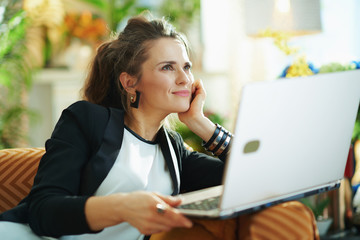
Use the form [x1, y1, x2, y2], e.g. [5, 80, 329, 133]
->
[124, 111, 166, 142]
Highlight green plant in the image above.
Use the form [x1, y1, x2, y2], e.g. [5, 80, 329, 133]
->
[159, 0, 200, 32]
[318, 62, 357, 74]
[175, 111, 227, 153]
[79, 0, 149, 32]
[0, 3, 30, 87]
[301, 193, 331, 220]
[0, 0, 35, 148]
[352, 104, 360, 143]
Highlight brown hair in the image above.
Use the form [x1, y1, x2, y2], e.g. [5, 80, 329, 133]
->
[82, 15, 190, 112]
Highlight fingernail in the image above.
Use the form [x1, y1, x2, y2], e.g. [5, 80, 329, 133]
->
[186, 221, 193, 228]
[171, 196, 183, 201]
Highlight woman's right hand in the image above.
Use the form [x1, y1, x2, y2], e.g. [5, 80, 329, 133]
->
[85, 191, 193, 235]
[118, 191, 193, 234]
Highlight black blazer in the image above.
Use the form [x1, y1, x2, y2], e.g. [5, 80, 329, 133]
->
[0, 101, 226, 237]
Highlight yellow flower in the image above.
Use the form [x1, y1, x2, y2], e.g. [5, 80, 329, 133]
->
[286, 56, 314, 78]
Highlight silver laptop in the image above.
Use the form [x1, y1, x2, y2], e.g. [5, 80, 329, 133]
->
[177, 70, 360, 219]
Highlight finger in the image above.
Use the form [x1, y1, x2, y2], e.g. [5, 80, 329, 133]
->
[152, 204, 193, 229]
[191, 82, 206, 106]
[127, 204, 189, 235]
[168, 207, 193, 228]
[193, 79, 206, 96]
[143, 198, 192, 228]
[137, 221, 173, 235]
[155, 194, 182, 207]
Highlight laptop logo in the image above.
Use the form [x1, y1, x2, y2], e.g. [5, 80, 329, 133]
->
[243, 140, 260, 153]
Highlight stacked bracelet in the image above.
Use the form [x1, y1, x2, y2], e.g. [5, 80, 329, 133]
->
[202, 124, 232, 156]
[203, 124, 221, 149]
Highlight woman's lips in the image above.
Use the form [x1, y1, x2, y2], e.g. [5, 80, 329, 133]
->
[173, 90, 190, 97]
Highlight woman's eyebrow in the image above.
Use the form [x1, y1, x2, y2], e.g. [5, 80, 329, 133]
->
[156, 61, 177, 66]
[156, 61, 192, 67]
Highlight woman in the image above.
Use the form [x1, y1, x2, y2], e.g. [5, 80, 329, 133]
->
[0, 15, 229, 239]
[0, 15, 318, 240]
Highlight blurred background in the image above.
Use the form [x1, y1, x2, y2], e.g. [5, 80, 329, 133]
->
[1, 0, 360, 236]
[1, 0, 359, 147]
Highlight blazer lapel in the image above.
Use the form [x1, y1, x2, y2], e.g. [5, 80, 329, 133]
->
[157, 127, 181, 195]
[81, 107, 125, 195]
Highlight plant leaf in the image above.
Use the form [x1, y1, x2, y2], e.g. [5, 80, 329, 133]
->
[0, 68, 11, 87]
[79, 0, 107, 11]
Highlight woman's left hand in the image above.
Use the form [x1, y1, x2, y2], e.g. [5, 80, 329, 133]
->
[178, 79, 216, 143]
[178, 79, 206, 125]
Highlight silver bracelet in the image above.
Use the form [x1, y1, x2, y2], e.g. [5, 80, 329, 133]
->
[215, 134, 231, 156]
[208, 130, 224, 151]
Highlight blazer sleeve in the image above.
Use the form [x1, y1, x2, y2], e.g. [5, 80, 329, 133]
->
[169, 131, 227, 193]
[27, 101, 109, 237]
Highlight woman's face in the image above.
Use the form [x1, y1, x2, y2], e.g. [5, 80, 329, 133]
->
[136, 37, 194, 115]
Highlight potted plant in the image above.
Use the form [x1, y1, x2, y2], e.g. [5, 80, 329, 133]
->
[352, 104, 360, 167]
[301, 193, 332, 235]
[0, 2, 33, 148]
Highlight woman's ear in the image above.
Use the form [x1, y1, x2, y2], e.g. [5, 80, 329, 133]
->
[119, 72, 137, 94]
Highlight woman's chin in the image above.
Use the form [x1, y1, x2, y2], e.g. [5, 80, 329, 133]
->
[174, 105, 190, 113]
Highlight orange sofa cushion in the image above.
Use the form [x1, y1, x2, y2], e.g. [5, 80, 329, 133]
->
[0, 148, 44, 213]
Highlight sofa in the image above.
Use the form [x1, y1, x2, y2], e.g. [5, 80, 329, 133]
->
[0, 148, 44, 213]
[0, 148, 319, 239]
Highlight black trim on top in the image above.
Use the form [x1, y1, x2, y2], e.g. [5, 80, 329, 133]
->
[124, 125, 158, 145]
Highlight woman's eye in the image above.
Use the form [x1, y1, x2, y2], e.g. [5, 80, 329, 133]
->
[162, 65, 173, 71]
[184, 64, 192, 71]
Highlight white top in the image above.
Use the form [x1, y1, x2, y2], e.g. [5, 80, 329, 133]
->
[60, 127, 173, 240]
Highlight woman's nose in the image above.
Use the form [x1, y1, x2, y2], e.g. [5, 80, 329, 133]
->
[176, 70, 193, 85]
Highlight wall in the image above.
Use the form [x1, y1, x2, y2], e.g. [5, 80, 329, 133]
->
[28, 69, 85, 147]
[200, 0, 360, 129]
[28, 0, 360, 146]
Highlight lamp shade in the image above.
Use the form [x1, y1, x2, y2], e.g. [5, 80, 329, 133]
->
[244, 0, 322, 36]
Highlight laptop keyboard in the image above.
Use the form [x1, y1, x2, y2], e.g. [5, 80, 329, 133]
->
[177, 196, 220, 211]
